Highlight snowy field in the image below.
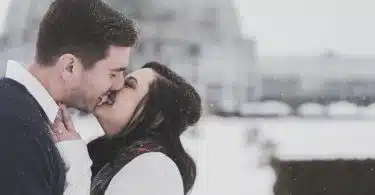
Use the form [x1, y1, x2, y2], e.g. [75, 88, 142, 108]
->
[181, 116, 375, 195]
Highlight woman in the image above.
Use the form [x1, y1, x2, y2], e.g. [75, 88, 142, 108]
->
[52, 61, 202, 195]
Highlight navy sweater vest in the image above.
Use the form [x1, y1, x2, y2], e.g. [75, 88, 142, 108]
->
[0, 78, 66, 195]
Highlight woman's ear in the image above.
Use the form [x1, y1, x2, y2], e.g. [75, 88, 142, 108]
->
[150, 111, 164, 129]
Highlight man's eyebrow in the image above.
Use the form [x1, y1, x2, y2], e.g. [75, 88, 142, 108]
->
[111, 67, 127, 72]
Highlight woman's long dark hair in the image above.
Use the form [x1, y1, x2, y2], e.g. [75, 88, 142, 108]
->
[88, 61, 202, 194]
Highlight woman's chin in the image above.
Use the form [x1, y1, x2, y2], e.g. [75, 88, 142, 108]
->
[93, 104, 109, 117]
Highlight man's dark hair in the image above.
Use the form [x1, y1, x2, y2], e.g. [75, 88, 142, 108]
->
[36, 0, 139, 69]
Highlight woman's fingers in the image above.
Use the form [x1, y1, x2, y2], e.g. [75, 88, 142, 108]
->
[50, 110, 66, 143]
[59, 104, 76, 132]
[49, 104, 82, 143]
[51, 109, 64, 134]
[49, 129, 59, 143]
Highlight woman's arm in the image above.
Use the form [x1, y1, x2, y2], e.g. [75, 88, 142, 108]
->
[106, 152, 184, 195]
[56, 140, 92, 195]
[51, 104, 93, 195]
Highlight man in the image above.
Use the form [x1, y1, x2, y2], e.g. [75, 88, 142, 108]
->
[0, 0, 138, 194]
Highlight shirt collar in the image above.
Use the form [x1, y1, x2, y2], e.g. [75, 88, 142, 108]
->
[71, 111, 105, 144]
[5, 60, 59, 123]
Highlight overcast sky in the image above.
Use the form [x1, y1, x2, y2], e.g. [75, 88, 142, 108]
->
[1, 0, 374, 57]
[234, 0, 375, 56]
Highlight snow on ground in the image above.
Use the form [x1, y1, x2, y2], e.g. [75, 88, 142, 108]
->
[181, 116, 275, 195]
[253, 117, 375, 160]
[74, 115, 375, 195]
[181, 116, 375, 195]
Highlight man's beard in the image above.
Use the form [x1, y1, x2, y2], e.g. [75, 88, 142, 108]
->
[66, 87, 94, 114]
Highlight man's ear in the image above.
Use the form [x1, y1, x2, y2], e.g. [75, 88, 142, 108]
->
[65, 60, 74, 73]
[57, 54, 76, 75]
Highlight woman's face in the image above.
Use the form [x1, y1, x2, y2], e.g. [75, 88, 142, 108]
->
[94, 68, 156, 136]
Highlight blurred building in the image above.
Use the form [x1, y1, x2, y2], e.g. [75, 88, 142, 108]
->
[0, 0, 258, 110]
[106, 0, 258, 109]
[2, 0, 51, 45]
[0, 0, 52, 72]
[259, 53, 375, 106]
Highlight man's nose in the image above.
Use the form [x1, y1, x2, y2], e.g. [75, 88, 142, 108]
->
[111, 73, 125, 91]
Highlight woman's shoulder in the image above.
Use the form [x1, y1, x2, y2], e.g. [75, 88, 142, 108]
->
[113, 152, 181, 180]
[107, 152, 184, 195]
[131, 152, 178, 168]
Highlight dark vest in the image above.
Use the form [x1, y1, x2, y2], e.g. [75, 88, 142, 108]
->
[0, 78, 66, 194]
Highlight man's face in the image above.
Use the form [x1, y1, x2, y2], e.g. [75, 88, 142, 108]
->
[66, 45, 131, 113]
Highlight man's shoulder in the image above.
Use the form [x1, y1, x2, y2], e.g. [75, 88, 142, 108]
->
[0, 77, 28, 97]
[0, 77, 42, 118]
[0, 78, 50, 142]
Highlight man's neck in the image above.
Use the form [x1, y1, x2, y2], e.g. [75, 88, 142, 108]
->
[28, 63, 62, 103]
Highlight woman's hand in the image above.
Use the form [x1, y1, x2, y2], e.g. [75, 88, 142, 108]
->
[50, 104, 81, 143]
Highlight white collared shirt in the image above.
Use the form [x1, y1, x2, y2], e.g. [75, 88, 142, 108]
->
[5, 60, 93, 194]
[5, 60, 105, 143]
[70, 110, 105, 143]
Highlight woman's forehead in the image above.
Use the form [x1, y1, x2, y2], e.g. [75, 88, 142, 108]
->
[126, 68, 156, 82]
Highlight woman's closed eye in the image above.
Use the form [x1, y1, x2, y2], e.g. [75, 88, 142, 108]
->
[124, 76, 137, 89]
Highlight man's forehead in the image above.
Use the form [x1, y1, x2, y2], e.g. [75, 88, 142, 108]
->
[107, 46, 131, 61]
[106, 46, 131, 70]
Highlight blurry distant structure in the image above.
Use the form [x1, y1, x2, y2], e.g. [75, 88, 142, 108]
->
[0, 0, 52, 70]
[107, 0, 258, 112]
[259, 53, 375, 109]
[0, 0, 258, 112]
